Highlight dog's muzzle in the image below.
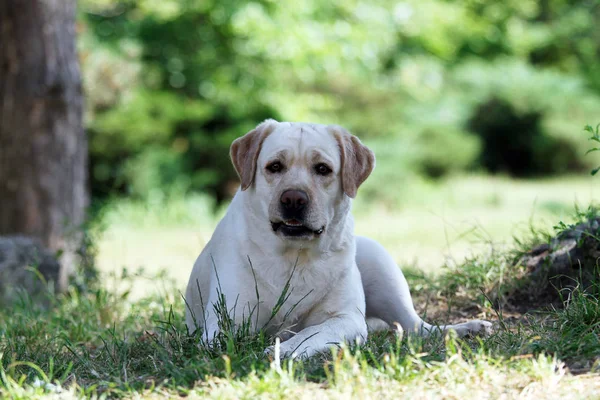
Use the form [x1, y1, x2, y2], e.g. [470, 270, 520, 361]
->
[271, 219, 325, 238]
[272, 189, 324, 238]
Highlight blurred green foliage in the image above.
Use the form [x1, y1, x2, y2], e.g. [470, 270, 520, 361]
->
[584, 124, 600, 176]
[79, 0, 600, 203]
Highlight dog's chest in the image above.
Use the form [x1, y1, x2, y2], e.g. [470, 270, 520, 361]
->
[251, 253, 344, 330]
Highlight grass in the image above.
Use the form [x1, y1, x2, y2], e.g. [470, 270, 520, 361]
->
[2, 265, 600, 398]
[2, 174, 600, 398]
[95, 174, 599, 299]
[2, 248, 600, 398]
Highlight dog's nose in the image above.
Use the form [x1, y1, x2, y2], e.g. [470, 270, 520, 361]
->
[280, 190, 309, 211]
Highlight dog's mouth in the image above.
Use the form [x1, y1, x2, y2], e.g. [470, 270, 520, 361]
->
[271, 219, 325, 238]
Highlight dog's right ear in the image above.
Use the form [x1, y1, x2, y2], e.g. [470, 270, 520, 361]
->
[230, 119, 278, 190]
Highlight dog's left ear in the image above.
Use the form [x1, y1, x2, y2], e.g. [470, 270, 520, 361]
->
[230, 119, 278, 190]
[330, 125, 375, 198]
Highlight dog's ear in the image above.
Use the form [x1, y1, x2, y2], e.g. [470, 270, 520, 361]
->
[330, 125, 375, 198]
[230, 119, 278, 190]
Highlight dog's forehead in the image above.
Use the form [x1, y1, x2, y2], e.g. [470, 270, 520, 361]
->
[260, 123, 339, 160]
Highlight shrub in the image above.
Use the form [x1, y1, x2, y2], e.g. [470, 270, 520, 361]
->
[412, 124, 481, 178]
[457, 60, 600, 176]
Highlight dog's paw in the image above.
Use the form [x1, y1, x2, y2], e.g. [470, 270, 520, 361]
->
[264, 344, 301, 360]
[264, 338, 294, 360]
[264, 345, 296, 360]
[456, 320, 493, 337]
[264, 339, 314, 360]
[264, 330, 313, 360]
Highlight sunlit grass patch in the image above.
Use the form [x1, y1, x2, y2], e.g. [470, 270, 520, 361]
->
[94, 175, 599, 298]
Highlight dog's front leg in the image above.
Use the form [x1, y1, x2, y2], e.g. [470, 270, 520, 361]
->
[265, 264, 368, 359]
[199, 297, 262, 348]
[268, 313, 367, 359]
[195, 270, 263, 346]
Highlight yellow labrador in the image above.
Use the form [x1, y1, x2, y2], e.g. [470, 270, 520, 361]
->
[185, 120, 492, 358]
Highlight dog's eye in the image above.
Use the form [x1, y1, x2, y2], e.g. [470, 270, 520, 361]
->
[315, 163, 332, 176]
[266, 161, 283, 173]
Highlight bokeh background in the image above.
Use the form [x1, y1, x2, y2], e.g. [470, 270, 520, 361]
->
[79, 0, 600, 294]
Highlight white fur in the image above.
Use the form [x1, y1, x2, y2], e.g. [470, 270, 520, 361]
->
[185, 121, 492, 359]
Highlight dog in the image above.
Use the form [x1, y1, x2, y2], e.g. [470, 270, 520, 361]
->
[185, 120, 492, 358]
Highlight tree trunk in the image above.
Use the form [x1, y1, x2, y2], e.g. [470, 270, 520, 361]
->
[0, 0, 87, 291]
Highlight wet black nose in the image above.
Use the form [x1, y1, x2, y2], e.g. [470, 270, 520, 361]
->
[280, 190, 309, 211]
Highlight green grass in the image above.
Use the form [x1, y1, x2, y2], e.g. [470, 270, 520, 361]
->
[0, 267, 598, 398]
[2, 250, 600, 398]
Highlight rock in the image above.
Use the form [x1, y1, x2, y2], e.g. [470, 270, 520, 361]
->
[0, 236, 62, 306]
[516, 217, 600, 305]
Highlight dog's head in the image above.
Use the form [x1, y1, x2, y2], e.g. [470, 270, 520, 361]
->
[231, 120, 375, 242]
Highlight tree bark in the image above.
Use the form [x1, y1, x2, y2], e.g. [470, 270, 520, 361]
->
[0, 0, 87, 290]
